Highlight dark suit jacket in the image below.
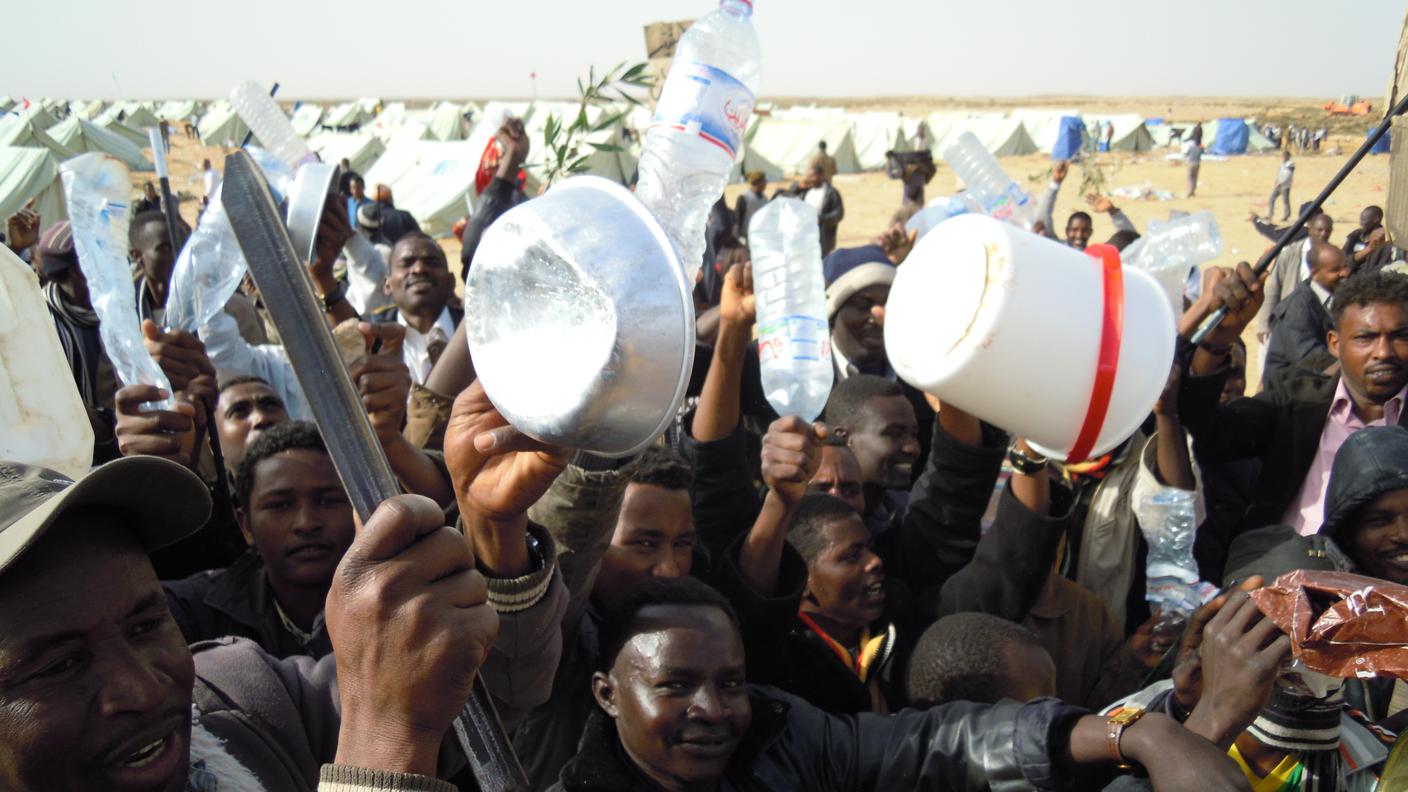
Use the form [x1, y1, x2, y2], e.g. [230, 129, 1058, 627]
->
[1179, 363, 1408, 535]
[1264, 280, 1333, 376]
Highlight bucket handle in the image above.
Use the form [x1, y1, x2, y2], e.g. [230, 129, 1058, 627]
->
[1066, 244, 1124, 463]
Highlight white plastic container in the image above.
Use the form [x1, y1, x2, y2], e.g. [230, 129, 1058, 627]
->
[635, 0, 760, 283]
[940, 132, 1036, 230]
[465, 176, 695, 456]
[884, 214, 1175, 460]
[229, 82, 312, 171]
[0, 248, 95, 478]
[748, 197, 833, 421]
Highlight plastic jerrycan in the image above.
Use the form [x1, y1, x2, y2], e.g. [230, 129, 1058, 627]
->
[0, 247, 94, 479]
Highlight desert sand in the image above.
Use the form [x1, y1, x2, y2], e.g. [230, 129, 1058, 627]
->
[141, 97, 1392, 391]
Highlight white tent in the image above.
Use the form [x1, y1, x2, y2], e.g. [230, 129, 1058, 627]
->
[0, 146, 65, 224]
[74, 100, 106, 121]
[426, 101, 471, 142]
[324, 101, 373, 130]
[91, 110, 149, 148]
[924, 112, 1039, 157]
[156, 100, 202, 122]
[290, 104, 324, 137]
[47, 118, 151, 170]
[0, 98, 12, 113]
[742, 117, 861, 180]
[1010, 108, 1081, 154]
[363, 140, 484, 235]
[1246, 122, 1278, 153]
[109, 101, 159, 130]
[1085, 114, 1155, 152]
[772, 105, 848, 120]
[0, 111, 76, 160]
[199, 101, 251, 147]
[850, 112, 911, 170]
[308, 132, 385, 175]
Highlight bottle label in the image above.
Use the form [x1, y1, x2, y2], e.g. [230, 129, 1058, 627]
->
[758, 315, 830, 363]
[652, 60, 754, 158]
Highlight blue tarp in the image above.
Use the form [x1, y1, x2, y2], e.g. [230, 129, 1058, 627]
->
[1370, 129, 1392, 154]
[1210, 118, 1249, 155]
[1051, 116, 1086, 160]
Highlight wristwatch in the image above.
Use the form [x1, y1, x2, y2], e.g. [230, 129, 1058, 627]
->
[1006, 442, 1048, 476]
[320, 282, 348, 310]
[1106, 707, 1147, 769]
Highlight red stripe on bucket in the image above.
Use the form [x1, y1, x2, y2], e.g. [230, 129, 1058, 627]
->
[1066, 244, 1124, 463]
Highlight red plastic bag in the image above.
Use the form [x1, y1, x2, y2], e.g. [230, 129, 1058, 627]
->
[1250, 570, 1408, 681]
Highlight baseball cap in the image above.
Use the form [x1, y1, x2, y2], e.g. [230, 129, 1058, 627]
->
[0, 457, 212, 578]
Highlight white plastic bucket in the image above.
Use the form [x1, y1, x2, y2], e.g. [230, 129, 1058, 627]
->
[884, 214, 1175, 460]
[465, 176, 695, 457]
[0, 248, 94, 479]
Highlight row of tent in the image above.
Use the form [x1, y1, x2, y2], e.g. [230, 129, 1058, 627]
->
[0, 95, 1296, 239]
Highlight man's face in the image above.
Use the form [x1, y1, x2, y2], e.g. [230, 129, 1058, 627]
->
[1000, 642, 1058, 702]
[595, 605, 750, 792]
[1328, 302, 1408, 406]
[749, 176, 765, 194]
[1349, 488, 1408, 584]
[1065, 216, 1092, 250]
[833, 284, 889, 367]
[215, 382, 288, 468]
[383, 237, 453, 317]
[1308, 215, 1333, 244]
[808, 444, 865, 513]
[0, 512, 194, 792]
[143, 184, 157, 200]
[805, 514, 886, 629]
[593, 484, 695, 609]
[1361, 208, 1384, 235]
[239, 449, 354, 591]
[846, 394, 920, 490]
[1310, 248, 1352, 293]
[130, 220, 180, 292]
[350, 180, 365, 201]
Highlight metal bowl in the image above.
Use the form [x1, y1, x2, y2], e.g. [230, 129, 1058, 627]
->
[285, 162, 337, 266]
[465, 176, 695, 457]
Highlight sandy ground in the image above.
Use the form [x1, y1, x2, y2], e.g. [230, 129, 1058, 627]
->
[143, 97, 1391, 391]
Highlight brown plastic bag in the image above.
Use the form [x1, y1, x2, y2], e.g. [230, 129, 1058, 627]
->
[1250, 570, 1408, 681]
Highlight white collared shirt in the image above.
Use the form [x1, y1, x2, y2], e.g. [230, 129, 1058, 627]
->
[398, 306, 456, 385]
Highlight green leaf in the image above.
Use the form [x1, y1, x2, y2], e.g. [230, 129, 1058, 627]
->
[615, 89, 644, 107]
[622, 62, 648, 82]
[592, 111, 626, 133]
[588, 142, 623, 153]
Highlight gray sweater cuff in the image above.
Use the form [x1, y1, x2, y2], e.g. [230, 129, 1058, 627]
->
[317, 764, 456, 792]
[482, 522, 558, 613]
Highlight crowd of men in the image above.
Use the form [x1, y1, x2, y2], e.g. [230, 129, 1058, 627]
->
[1, 114, 1407, 792]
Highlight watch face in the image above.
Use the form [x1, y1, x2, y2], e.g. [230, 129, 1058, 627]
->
[1112, 708, 1145, 725]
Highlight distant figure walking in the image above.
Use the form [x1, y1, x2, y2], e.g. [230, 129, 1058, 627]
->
[1269, 150, 1294, 220]
[1185, 139, 1202, 198]
[809, 141, 838, 184]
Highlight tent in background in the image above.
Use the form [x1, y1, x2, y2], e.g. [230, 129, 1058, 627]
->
[91, 110, 148, 148]
[515, 103, 637, 193]
[850, 112, 910, 170]
[199, 101, 251, 147]
[1209, 118, 1250, 155]
[924, 112, 1038, 157]
[1050, 116, 1088, 160]
[363, 139, 484, 235]
[1084, 114, 1154, 152]
[309, 132, 385, 174]
[427, 101, 470, 142]
[324, 101, 373, 130]
[0, 146, 65, 224]
[48, 118, 152, 170]
[0, 111, 76, 161]
[742, 116, 861, 180]
[1372, 128, 1392, 154]
[1010, 108, 1081, 154]
[156, 100, 202, 122]
[109, 101, 159, 130]
[1246, 123, 1277, 153]
[290, 104, 324, 137]
[75, 100, 106, 121]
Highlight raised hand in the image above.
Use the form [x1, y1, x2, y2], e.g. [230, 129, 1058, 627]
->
[760, 416, 827, 507]
[141, 320, 216, 393]
[5, 199, 39, 253]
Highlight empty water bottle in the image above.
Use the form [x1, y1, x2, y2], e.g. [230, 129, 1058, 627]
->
[1120, 212, 1222, 315]
[635, 0, 760, 284]
[905, 193, 982, 240]
[748, 197, 833, 421]
[940, 132, 1036, 230]
[229, 82, 313, 171]
[1137, 487, 1201, 636]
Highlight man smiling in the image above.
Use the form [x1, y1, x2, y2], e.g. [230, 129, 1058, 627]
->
[372, 233, 461, 386]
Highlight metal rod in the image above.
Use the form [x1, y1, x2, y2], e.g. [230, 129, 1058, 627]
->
[1191, 91, 1408, 344]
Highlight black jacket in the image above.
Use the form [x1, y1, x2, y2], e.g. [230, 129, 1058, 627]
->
[460, 175, 524, 282]
[164, 551, 333, 660]
[1263, 280, 1333, 376]
[774, 182, 844, 254]
[1178, 355, 1408, 536]
[372, 201, 422, 246]
[550, 686, 1094, 792]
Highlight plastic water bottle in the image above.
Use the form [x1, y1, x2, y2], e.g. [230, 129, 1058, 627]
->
[229, 82, 313, 171]
[1121, 211, 1222, 315]
[635, 0, 760, 284]
[747, 197, 833, 421]
[1137, 488, 1201, 636]
[905, 193, 982, 241]
[940, 132, 1036, 230]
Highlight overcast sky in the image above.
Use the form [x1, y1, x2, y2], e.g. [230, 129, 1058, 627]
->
[6, 0, 1403, 101]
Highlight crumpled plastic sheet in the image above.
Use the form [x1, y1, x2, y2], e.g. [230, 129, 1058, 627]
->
[165, 147, 294, 333]
[1251, 569, 1408, 681]
[60, 154, 175, 410]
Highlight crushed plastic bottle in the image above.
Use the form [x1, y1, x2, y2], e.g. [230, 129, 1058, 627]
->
[165, 147, 293, 333]
[229, 82, 314, 171]
[1120, 212, 1222, 315]
[634, 0, 760, 284]
[940, 132, 1036, 230]
[1137, 488, 1202, 636]
[748, 197, 833, 421]
[60, 154, 174, 410]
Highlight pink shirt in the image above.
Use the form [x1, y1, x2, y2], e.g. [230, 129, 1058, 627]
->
[1283, 379, 1407, 535]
